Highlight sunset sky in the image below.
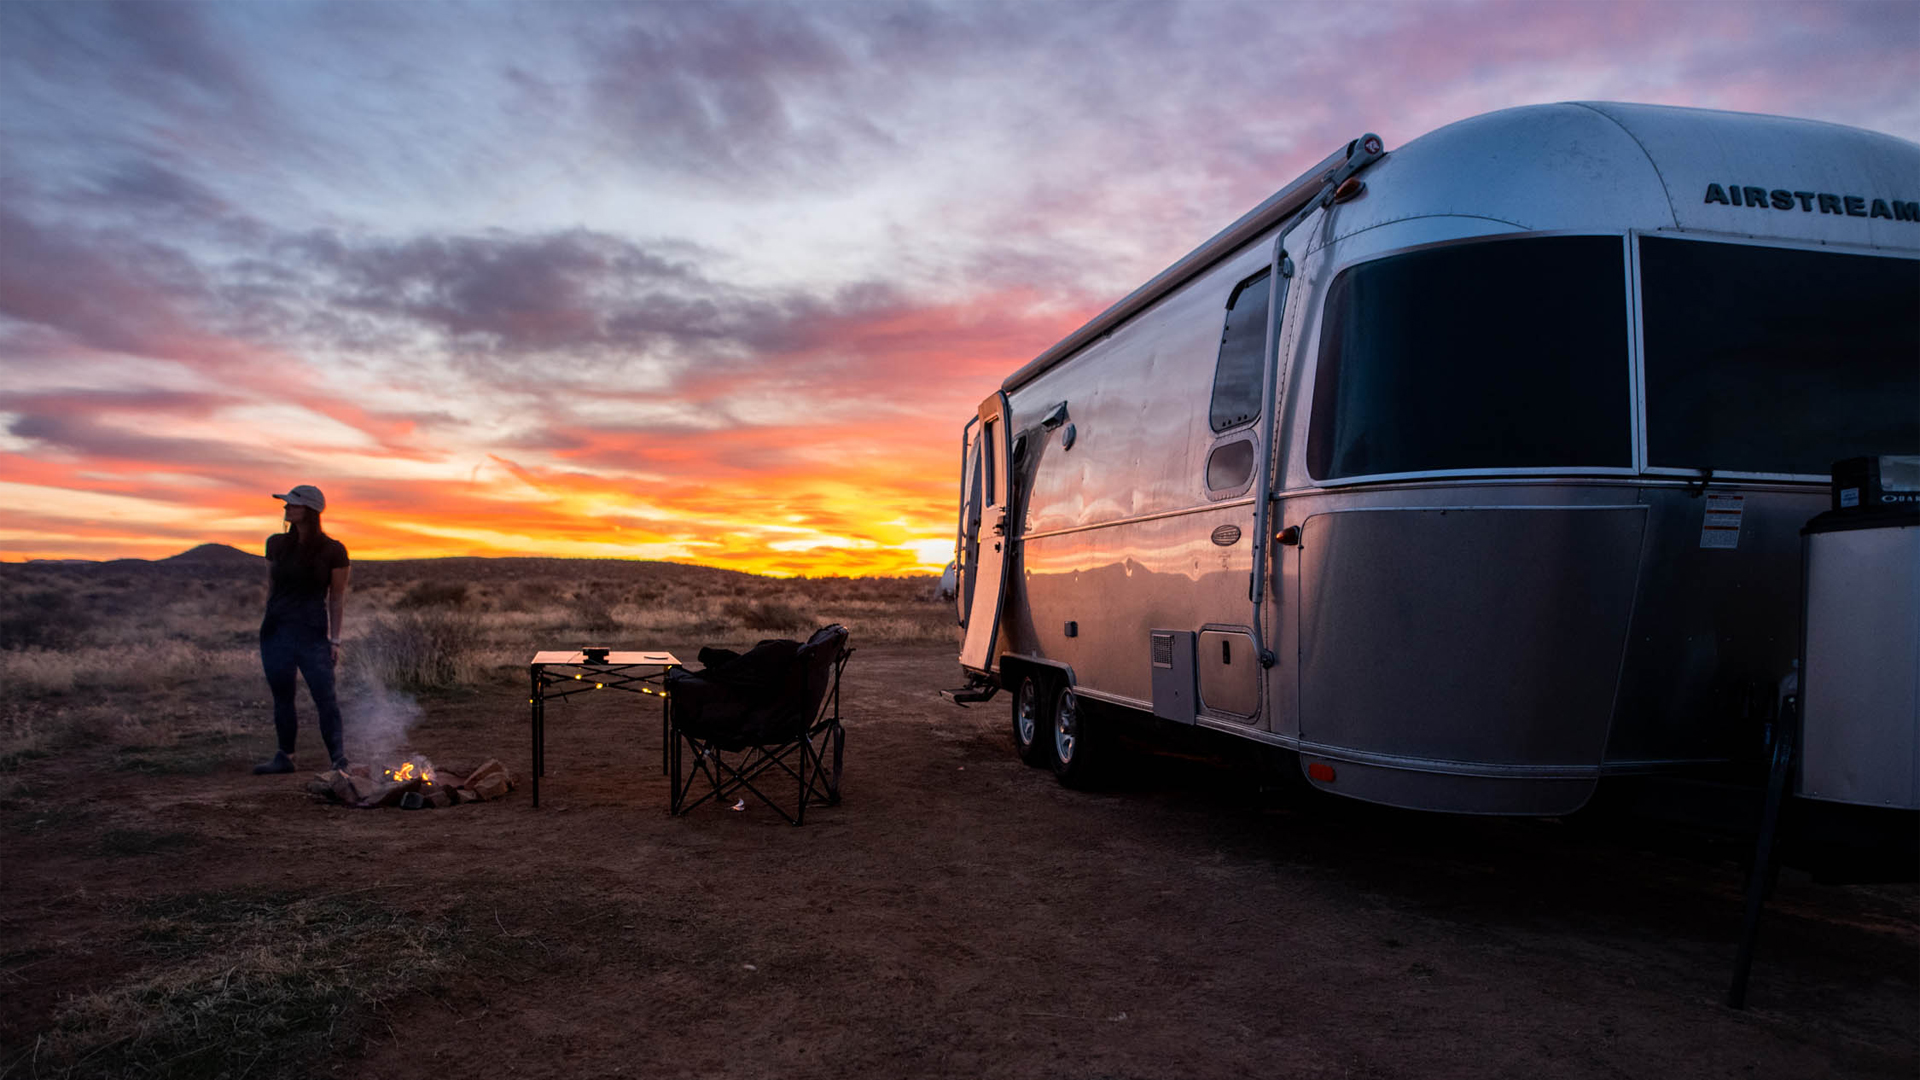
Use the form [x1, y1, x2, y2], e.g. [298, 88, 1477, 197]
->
[3, 1, 1915, 575]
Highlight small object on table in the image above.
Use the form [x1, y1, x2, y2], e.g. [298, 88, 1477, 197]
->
[581, 646, 610, 663]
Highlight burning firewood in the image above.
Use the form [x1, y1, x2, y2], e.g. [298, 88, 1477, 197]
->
[305, 756, 516, 809]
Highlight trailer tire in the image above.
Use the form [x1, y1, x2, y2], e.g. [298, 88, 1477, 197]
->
[1050, 684, 1100, 788]
[1011, 674, 1053, 767]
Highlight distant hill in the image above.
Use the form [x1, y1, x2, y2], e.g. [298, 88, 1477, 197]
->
[161, 543, 266, 567]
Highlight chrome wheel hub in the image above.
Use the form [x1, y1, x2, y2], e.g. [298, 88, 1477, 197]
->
[1016, 681, 1038, 746]
[1054, 689, 1078, 763]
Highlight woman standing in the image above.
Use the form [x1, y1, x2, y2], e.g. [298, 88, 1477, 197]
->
[253, 484, 352, 774]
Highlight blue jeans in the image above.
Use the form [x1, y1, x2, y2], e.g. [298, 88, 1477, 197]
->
[260, 620, 345, 764]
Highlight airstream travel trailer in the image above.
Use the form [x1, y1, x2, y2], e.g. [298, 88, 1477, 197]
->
[947, 102, 1920, 816]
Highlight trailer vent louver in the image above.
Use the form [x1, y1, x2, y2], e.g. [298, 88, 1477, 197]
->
[1152, 632, 1175, 668]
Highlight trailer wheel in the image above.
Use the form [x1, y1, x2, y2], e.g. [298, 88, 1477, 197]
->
[1011, 675, 1052, 766]
[1050, 684, 1099, 787]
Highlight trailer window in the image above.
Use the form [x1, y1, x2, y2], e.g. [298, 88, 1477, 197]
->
[961, 437, 981, 530]
[1640, 238, 1919, 475]
[1206, 437, 1256, 493]
[1211, 270, 1271, 432]
[981, 420, 997, 505]
[1307, 236, 1630, 480]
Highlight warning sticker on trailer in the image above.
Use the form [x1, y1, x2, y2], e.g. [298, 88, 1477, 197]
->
[1699, 493, 1744, 549]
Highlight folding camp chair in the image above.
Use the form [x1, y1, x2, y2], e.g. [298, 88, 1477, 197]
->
[667, 624, 851, 825]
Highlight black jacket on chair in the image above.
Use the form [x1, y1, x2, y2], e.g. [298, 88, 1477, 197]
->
[667, 626, 846, 752]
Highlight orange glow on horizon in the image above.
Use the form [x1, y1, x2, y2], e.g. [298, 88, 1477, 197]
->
[1, 463, 963, 577]
[0, 153, 1094, 579]
[1, 287, 1090, 577]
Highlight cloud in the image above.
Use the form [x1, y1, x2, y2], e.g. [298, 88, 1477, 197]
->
[4, 0, 1915, 572]
[0, 204, 213, 363]
[83, 159, 234, 221]
[270, 222, 1081, 415]
[1, 172, 1044, 571]
[581, 2, 901, 187]
[0, 2, 276, 160]
[0, 206, 449, 459]
[287, 228, 710, 354]
[97, 1, 262, 108]
[5, 411, 299, 473]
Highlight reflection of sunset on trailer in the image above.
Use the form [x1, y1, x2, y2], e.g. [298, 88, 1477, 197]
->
[948, 102, 1920, 814]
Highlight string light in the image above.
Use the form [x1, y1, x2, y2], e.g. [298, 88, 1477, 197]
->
[531, 665, 673, 703]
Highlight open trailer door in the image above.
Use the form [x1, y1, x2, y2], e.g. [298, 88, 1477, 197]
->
[954, 415, 980, 625]
[959, 391, 1012, 673]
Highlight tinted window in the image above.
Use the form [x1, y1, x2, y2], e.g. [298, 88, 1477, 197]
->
[1307, 236, 1630, 480]
[1210, 270, 1270, 432]
[1206, 438, 1255, 492]
[981, 420, 996, 505]
[961, 439, 980, 527]
[1640, 238, 1919, 475]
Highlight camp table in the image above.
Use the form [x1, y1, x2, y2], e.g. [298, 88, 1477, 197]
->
[528, 651, 681, 808]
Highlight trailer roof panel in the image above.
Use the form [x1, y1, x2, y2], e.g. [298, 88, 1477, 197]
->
[1004, 102, 1920, 394]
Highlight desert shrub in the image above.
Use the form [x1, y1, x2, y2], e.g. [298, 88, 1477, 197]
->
[0, 648, 78, 696]
[573, 594, 620, 633]
[223, 582, 269, 617]
[719, 598, 813, 634]
[351, 611, 484, 691]
[392, 580, 470, 610]
[488, 582, 532, 612]
[0, 588, 93, 650]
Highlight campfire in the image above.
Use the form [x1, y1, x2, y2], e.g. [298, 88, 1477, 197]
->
[384, 759, 433, 786]
[307, 755, 515, 809]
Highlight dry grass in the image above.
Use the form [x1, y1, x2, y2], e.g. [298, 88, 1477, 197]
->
[391, 579, 470, 610]
[352, 610, 486, 692]
[26, 889, 526, 1080]
[0, 643, 256, 698]
[0, 555, 952, 762]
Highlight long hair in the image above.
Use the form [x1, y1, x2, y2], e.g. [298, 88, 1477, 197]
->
[285, 508, 329, 561]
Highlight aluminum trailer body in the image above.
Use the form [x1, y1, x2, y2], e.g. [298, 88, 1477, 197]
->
[953, 101, 1920, 815]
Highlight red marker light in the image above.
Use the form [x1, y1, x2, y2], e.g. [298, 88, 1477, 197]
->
[1332, 178, 1365, 203]
[1307, 761, 1336, 783]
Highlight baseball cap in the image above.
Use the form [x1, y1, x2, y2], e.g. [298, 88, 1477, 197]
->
[273, 484, 326, 512]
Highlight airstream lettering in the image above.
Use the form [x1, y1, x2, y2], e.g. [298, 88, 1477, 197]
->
[1706, 182, 1919, 218]
[949, 102, 1920, 815]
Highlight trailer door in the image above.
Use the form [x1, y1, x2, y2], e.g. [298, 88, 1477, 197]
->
[960, 391, 1012, 672]
[955, 416, 981, 624]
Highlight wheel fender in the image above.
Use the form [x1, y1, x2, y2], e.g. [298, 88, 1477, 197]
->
[997, 654, 1074, 694]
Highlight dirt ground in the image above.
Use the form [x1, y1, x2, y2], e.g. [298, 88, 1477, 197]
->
[3, 642, 1915, 1079]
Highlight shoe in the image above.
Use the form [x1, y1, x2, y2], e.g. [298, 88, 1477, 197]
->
[330, 757, 351, 772]
[252, 752, 295, 775]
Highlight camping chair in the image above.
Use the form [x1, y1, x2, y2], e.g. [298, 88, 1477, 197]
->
[667, 624, 851, 825]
